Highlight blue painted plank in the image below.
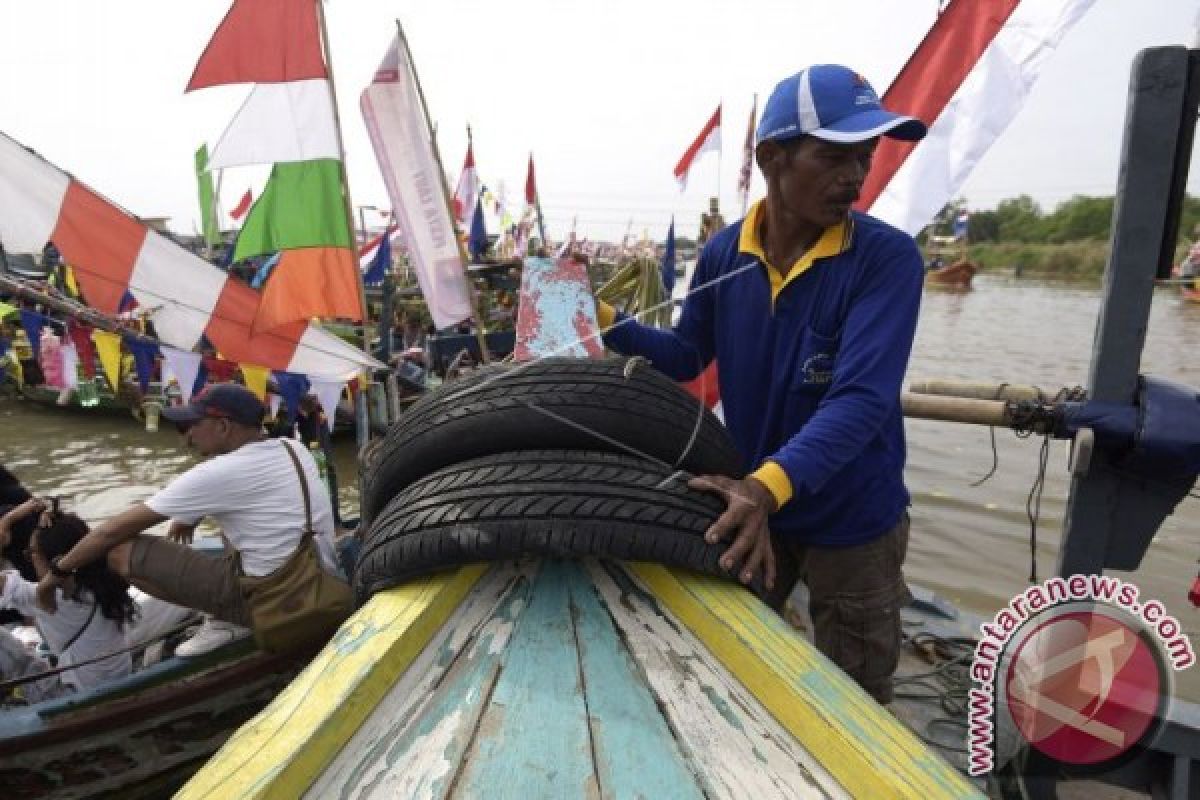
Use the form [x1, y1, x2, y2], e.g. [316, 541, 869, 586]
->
[457, 560, 597, 798]
[569, 562, 704, 799]
[338, 573, 532, 799]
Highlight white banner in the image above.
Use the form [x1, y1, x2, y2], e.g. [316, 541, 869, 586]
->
[360, 36, 473, 330]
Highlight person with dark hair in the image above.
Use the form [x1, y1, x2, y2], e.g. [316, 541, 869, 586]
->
[0, 499, 135, 700]
[0, 465, 37, 625]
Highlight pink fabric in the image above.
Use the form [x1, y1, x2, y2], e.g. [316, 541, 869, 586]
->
[39, 331, 65, 388]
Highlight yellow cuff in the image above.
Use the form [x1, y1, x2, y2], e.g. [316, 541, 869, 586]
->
[595, 300, 616, 330]
[750, 461, 793, 510]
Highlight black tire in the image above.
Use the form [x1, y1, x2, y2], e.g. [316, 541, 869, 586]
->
[353, 449, 732, 603]
[359, 356, 741, 530]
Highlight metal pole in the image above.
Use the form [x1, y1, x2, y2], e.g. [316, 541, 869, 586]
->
[315, 0, 372, 362]
[1056, 47, 1199, 577]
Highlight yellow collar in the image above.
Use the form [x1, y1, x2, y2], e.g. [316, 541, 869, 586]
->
[738, 199, 854, 301]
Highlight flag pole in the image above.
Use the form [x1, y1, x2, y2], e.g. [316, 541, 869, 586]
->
[396, 20, 491, 362]
[715, 100, 723, 215]
[531, 152, 548, 247]
[315, 0, 372, 362]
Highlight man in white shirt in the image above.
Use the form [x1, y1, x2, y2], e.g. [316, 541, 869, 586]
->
[35, 384, 343, 657]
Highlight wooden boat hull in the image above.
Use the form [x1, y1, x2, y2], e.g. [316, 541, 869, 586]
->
[0, 640, 313, 799]
[180, 559, 982, 799]
[925, 259, 977, 290]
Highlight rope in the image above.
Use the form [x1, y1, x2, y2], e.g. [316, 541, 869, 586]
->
[893, 630, 978, 754]
[0, 617, 197, 696]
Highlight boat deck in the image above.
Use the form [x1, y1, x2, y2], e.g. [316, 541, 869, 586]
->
[180, 559, 981, 799]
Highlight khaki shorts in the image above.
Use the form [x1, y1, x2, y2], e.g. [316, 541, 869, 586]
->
[763, 514, 912, 704]
[129, 536, 252, 627]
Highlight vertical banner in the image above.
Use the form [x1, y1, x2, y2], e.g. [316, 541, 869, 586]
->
[195, 144, 221, 249]
[360, 35, 473, 330]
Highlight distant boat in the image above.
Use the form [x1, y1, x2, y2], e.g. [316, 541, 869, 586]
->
[925, 258, 977, 290]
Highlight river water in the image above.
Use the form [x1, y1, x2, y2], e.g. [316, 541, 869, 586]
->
[2, 275, 1198, 697]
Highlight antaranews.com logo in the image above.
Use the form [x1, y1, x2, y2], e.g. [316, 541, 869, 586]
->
[967, 574, 1195, 775]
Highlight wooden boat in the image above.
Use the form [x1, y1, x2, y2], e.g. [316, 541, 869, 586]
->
[0, 639, 315, 799]
[925, 258, 977, 290]
[179, 559, 983, 799]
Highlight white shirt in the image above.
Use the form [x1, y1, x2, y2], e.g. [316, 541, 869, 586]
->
[1, 572, 132, 691]
[146, 438, 339, 577]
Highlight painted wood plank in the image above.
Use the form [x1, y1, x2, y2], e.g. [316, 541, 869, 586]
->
[628, 563, 985, 800]
[514, 256, 605, 360]
[587, 561, 847, 799]
[306, 562, 538, 799]
[454, 560, 599, 798]
[567, 561, 703, 800]
[176, 565, 488, 800]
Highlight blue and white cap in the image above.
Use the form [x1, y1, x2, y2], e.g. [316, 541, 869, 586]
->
[756, 65, 927, 145]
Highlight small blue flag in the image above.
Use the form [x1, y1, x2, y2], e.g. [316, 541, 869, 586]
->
[19, 309, 43, 358]
[122, 334, 160, 394]
[952, 210, 969, 240]
[363, 233, 391, 286]
[661, 217, 677, 295]
[469, 197, 488, 261]
[271, 370, 311, 425]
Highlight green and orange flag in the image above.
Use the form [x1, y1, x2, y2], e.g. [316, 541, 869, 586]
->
[189, 0, 363, 333]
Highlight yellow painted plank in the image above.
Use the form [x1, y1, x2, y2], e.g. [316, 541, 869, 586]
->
[177, 565, 488, 800]
[628, 563, 983, 800]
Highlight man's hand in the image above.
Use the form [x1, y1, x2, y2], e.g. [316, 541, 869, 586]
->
[688, 475, 777, 590]
[166, 520, 196, 545]
[36, 573, 63, 613]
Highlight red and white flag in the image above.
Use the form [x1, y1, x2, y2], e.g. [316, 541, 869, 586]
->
[737, 96, 757, 212]
[229, 188, 253, 221]
[673, 105, 721, 191]
[453, 137, 481, 227]
[524, 154, 538, 206]
[859, 0, 1096, 235]
[0, 130, 380, 379]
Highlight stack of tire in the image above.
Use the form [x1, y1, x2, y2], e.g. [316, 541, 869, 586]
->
[352, 356, 744, 604]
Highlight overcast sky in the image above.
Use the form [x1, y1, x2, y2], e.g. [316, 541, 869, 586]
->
[1, 0, 1198, 243]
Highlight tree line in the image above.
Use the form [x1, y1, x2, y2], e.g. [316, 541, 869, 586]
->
[929, 194, 1200, 245]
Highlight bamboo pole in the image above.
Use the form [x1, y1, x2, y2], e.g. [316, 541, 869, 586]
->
[907, 379, 1062, 403]
[0, 273, 125, 335]
[396, 20, 491, 364]
[316, 0, 372, 362]
[900, 392, 1012, 427]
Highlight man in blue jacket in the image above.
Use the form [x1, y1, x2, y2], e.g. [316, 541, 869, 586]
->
[599, 65, 927, 703]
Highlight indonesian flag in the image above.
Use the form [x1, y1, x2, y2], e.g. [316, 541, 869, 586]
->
[858, 0, 1096, 235]
[229, 188, 253, 221]
[453, 139, 481, 228]
[673, 105, 721, 191]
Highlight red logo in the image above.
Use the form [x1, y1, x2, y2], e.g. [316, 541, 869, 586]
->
[1005, 610, 1166, 765]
